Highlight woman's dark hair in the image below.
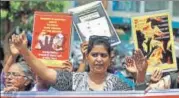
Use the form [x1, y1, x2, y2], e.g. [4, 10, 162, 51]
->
[0, 45, 4, 61]
[87, 35, 111, 56]
[0, 46, 4, 73]
[25, 82, 34, 91]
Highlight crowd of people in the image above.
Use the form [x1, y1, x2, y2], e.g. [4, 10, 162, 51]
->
[0, 31, 178, 93]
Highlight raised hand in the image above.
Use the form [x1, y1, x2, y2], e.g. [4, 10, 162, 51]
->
[145, 75, 171, 93]
[150, 68, 163, 83]
[61, 60, 73, 72]
[132, 49, 148, 83]
[77, 42, 88, 73]
[80, 41, 88, 60]
[3, 31, 14, 64]
[125, 56, 137, 74]
[9, 39, 19, 56]
[39, 35, 54, 51]
[11, 32, 28, 52]
[132, 49, 148, 73]
[3, 32, 22, 73]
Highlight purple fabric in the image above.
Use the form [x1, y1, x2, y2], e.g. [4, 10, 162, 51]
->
[1, 71, 5, 90]
[1, 71, 5, 85]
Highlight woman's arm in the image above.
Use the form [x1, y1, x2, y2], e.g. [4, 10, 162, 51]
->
[77, 42, 88, 72]
[3, 33, 19, 73]
[77, 61, 86, 72]
[125, 49, 148, 90]
[21, 49, 57, 84]
[3, 55, 17, 73]
[3, 32, 14, 67]
[11, 33, 57, 84]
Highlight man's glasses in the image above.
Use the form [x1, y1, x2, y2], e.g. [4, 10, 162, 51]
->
[4, 72, 26, 78]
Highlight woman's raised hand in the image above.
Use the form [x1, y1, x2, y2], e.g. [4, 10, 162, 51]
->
[131, 49, 148, 83]
[61, 60, 73, 72]
[150, 68, 163, 83]
[9, 38, 19, 56]
[125, 56, 138, 74]
[80, 41, 88, 60]
[132, 49, 148, 73]
[11, 32, 28, 52]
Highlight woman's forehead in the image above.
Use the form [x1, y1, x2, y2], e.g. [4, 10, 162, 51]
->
[90, 45, 108, 52]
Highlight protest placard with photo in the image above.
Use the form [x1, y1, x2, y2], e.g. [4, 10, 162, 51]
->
[131, 12, 177, 74]
[31, 11, 72, 67]
[69, 1, 120, 46]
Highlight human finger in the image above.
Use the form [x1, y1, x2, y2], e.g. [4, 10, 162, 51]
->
[62, 60, 72, 67]
[145, 86, 152, 94]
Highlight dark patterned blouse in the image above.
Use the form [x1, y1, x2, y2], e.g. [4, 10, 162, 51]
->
[51, 70, 132, 91]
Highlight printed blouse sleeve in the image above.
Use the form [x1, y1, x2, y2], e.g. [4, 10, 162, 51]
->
[108, 75, 132, 91]
[51, 70, 72, 91]
[115, 78, 132, 91]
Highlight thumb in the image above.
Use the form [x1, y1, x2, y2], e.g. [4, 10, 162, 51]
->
[21, 31, 27, 40]
[9, 38, 12, 45]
